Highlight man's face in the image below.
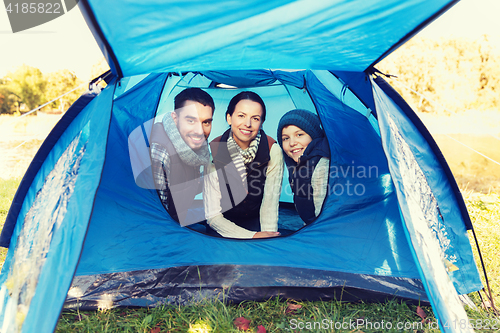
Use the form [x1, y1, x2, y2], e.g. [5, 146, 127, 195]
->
[171, 101, 213, 150]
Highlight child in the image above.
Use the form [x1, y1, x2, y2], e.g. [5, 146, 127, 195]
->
[277, 109, 330, 224]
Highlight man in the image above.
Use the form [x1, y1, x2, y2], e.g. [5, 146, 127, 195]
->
[150, 88, 215, 225]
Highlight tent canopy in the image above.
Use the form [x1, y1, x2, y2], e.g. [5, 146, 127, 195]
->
[80, 0, 459, 77]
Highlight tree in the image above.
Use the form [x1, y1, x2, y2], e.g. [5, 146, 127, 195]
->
[377, 36, 500, 114]
[4, 65, 47, 113]
[0, 85, 16, 114]
[45, 70, 84, 112]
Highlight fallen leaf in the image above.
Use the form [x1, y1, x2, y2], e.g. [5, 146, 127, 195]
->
[234, 317, 251, 330]
[150, 327, 161, 333]
[257, 325, 266, 333]
[285, 302, 302, 314]
[416, 306, 427, 322]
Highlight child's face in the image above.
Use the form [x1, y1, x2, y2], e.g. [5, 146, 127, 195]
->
[281, 125, 313, 163]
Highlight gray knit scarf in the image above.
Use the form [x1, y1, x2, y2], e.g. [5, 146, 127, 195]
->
[227, 130, 261, 183]
[162, 112, 210, 167]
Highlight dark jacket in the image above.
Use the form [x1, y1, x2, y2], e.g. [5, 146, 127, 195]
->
[285, 136, 330, 224]
[210, 129, 275, 230]
[150, 122, 203, 223]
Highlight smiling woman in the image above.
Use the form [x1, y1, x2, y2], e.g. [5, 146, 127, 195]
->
[204, 91, 284, 239]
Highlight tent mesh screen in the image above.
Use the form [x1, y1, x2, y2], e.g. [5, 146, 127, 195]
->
[0, 124, 89, 330]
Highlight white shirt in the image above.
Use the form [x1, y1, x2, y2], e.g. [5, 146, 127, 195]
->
[204, 143, 284, 238]
[311, 157, 330, 216]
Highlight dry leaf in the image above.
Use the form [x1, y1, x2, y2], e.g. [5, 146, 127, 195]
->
[257, 325, 266, 333]
[285, 302, 302, 314]
[416, 306, 427, 322]
[234, 317, 251, 330]
[150, 327, 161, 333]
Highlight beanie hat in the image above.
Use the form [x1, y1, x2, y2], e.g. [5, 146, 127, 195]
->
[277, 109, 324, 148]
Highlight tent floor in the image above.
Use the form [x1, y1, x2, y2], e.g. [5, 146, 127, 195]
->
[64, 265, 429, 310]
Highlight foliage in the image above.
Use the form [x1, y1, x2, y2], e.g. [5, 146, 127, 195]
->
[2, 65, 46, 113]
[377, 36, 500, 114]
[0, 65, 86, 115]
[45, 70, 84, 112]
[0, 85, 17, 115]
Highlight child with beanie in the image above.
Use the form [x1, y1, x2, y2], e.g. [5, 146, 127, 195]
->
[277, 109, 330, 224]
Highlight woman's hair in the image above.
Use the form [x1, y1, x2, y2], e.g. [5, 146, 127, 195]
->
[226, 91, 266, 123]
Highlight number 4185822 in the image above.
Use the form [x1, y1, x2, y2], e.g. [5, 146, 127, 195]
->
[5, 2, 62, 14]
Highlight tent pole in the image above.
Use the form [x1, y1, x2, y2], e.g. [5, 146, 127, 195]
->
[471, 227, 499, 315]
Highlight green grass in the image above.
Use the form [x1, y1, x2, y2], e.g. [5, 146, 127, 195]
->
[0, 178, 20, 267]
[464, 191, 500, 312]
[56, 298, 441, 333]
[0, 178, 498, 332]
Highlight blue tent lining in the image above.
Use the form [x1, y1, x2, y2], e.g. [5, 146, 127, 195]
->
[373, 75, 472, 230]
[0, 92, 97, 248]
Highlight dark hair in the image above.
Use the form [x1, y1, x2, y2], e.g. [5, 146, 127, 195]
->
[174, 88, 215, 114]
[226, 91, 266, 123]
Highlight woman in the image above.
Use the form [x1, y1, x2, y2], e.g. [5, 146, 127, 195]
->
[204, 91, 283, 239]
[277, 109, 330, 224]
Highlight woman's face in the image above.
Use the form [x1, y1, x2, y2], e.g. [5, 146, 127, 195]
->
[226, 99, 263, 149]
[281, 125, 313, 163]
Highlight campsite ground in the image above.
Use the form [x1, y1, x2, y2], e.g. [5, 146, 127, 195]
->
[0, 112, 499, 332]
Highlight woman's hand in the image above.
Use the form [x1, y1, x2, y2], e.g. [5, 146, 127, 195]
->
[252, 231, 280, 239]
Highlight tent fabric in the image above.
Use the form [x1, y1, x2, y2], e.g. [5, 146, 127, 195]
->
[0, 83, 115, 333]
[79, 0, 458, 77]
[0, 1, 485, 332]
[0, 92, 98, 248]
[66, 266, 428, 310]
[373, 75, 473, 230]
[76, 71, 419, 280]
[0, 68, 482, 333]
[372, 75, 480, 293]
[372, 76, 481, 332]
[63, 70, 478, 312]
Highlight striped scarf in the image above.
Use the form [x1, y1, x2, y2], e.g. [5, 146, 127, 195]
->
[227, 131, 261, 183]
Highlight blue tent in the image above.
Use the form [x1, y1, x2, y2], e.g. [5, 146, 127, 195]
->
[0, 1, 484, 332]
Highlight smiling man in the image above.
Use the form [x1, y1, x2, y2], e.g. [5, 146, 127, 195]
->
[150, 88, 215, 224]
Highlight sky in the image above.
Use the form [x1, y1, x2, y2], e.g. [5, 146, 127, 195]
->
[0, 0, 499, 80]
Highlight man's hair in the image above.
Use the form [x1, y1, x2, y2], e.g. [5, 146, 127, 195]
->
[226, 91, 266, 123]
[174, 88, 215, 114]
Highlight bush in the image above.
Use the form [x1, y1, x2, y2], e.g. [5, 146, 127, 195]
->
[377, 36, 500, 114]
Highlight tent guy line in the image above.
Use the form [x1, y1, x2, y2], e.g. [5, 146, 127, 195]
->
[0, 80, 89, 131]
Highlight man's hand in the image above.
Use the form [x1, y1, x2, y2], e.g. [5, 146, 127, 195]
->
[252, 231, 280, 239]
